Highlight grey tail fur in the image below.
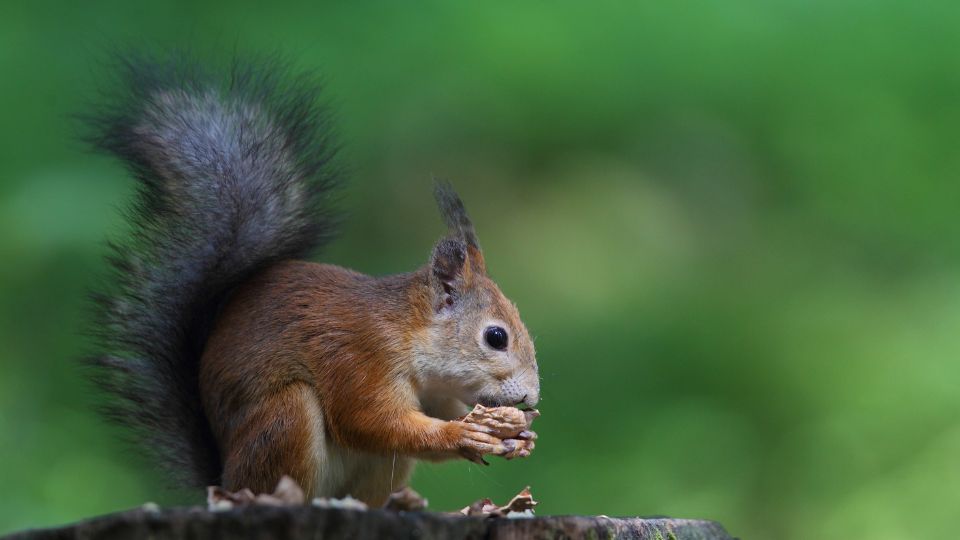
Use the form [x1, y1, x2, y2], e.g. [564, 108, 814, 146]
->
[83, 53, 341, 489]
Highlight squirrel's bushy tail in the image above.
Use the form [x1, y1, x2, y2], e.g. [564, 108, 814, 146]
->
[85, 54, 340, 488]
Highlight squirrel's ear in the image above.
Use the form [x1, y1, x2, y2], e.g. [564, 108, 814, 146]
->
[430, 237, 476, 311]
[433, 181, 486, 276]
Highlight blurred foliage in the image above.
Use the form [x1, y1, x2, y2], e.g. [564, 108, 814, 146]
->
[2, 1, 960, 538]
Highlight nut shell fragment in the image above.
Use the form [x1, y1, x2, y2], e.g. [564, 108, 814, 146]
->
[206, 475, 305, 510]
[383, 487, 429, 512]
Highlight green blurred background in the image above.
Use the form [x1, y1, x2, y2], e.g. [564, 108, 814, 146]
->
[2, 1, 959, 538]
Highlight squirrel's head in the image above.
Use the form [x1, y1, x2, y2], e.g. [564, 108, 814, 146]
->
[413, 183, 540, 411]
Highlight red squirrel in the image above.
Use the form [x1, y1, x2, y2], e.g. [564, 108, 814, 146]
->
[84, 55, 540, 506]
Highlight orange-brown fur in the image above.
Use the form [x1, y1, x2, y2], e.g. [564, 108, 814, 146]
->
[200, 251, 538, 505]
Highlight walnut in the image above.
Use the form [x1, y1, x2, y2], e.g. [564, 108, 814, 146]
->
[459, 404, 539, 460]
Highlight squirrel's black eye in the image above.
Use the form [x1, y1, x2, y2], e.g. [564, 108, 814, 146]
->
[484, 326, 509, 351]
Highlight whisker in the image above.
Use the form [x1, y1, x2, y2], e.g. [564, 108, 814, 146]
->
[390, 451, 397, 492]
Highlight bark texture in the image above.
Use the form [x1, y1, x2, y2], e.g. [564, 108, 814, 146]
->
[3, 506, 734, 540]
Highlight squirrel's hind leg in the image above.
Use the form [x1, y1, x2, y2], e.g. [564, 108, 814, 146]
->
[220, 382, 323, 497]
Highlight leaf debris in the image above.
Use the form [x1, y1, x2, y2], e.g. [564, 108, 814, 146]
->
[460, 486, 538, 518]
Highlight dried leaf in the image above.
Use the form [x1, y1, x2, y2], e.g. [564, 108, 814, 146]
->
[460, 498, 496, 516]
[503, 486, 537, 513]
[458, 486, 538, 518]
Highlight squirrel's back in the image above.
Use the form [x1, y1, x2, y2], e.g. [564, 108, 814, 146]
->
[84, 54, 341, 488]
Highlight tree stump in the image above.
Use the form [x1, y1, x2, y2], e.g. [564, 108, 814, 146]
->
[3, 505, 735, 540]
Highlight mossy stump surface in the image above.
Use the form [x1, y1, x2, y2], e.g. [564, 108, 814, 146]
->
[3, 505, 734, 540]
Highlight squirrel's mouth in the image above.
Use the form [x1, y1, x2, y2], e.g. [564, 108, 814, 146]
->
[476, 395, 530, 410]
[476, 395, 503, 408]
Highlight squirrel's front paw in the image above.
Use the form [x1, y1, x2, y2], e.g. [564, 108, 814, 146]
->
[450, 421, 510, 465]
[500, 437, 535, 459]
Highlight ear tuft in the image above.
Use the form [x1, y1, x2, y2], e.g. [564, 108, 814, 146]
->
[433, 181, 486, 275]
[433, 181, 480, 249]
